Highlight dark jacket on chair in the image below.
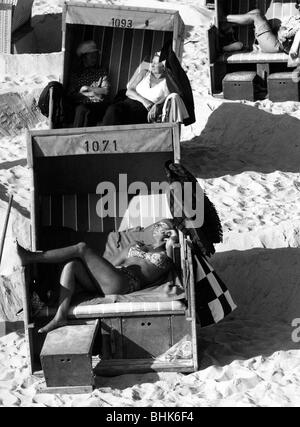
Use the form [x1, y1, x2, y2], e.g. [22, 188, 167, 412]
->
[160, 42, 196, 126]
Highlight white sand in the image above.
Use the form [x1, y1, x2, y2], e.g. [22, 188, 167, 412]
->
[1, 0, 300, 407]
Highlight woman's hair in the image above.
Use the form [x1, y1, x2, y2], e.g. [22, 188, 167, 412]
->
[153, 219, 174, 230]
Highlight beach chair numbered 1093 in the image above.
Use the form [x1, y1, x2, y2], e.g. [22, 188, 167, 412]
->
[47, 1, 186, 129]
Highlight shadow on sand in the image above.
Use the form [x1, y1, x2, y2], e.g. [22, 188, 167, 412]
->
[182, 102, 300, 179]
[197, 247, 300, 369]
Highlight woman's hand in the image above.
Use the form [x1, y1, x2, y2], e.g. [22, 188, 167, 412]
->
[147, 103, 159, 122]
[165, 229, 179, 259]
[290, 49, 299, 60]
[165, 230, 179, 248]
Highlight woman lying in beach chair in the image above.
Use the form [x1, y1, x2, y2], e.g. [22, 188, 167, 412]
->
[220, 3, 300, 61]
[17, 220, 178, 335]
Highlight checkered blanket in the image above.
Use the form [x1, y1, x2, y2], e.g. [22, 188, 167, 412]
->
[193, 253, 236, 327]
[165, 161, 237, 326]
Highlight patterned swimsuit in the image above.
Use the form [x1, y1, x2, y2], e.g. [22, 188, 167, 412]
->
[120, 243, 172, 293]
[127, 243, 172, 270]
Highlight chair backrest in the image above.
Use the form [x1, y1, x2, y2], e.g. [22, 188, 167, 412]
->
[27, 123, 180, 250]
[62, 2, 185, 99]
[216, 0, 299, 49]
[0, 0, 33, 53]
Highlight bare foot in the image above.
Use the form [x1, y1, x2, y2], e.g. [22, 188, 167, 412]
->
[16, 241, 32, 266]
[38, 317, 68, 334]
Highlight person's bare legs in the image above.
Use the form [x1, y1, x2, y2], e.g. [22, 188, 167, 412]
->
[38, 260, 98, 334]
[17, 242, 125, 295]
[224, 9, 280, 53]
[226, 9, 265, 26]
[17, 242, 129, 334]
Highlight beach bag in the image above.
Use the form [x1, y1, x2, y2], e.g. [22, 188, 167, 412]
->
[38, 81, 65, 128]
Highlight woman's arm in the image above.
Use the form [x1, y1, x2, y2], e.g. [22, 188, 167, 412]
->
[290, 30, 300, 59]
[165, 230, 179, 260]
[126, 70, 153, 110]
[89, 74, 111, 98]
[110, 244, 134, 267]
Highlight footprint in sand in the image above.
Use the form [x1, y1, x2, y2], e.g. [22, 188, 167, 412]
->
[33, 77, 43, 85]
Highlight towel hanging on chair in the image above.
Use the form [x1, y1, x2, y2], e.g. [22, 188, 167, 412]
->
[165, 161, 237, 327]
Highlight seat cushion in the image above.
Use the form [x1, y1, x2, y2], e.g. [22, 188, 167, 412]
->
[69, 300, 186, 318]
[36, 280, 186, 319]
[38, 300, 186, 319]
[218, 51, 288, 64]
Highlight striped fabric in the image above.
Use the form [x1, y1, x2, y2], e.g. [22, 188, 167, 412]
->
[38, 301, 186, 319]
[194, 254, 237, 327]
[40, 192, 172, 233]
[218, 51, 288, 63]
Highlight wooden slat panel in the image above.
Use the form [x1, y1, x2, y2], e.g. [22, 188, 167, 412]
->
[84, 25, 94, 40]
[89, 192, 119, 233]
[151, 30, 165, 58]
[238, 0, 250, 49]
[77, 194, 89, 232]
[109, 28, 125, 98]
[118, 29, 135, 91]
[41, 195, 51, 227]
[62, 194, 77, 230]
[128, 29, 145, 79]
[139, 195, 154, 229]
[231, 0, 240, 14]
[115, 192, 130, 231]
[100, 26, 114, 73]
[88, 193, 103, 232]
[125, 195, 142, 230]
[94, 26, 105, 67]
[141, 30, 155, 62]
[51, 195, 63, 227]
[208, 26, 219, 64]
[256, 0, 267, 15]
[151, 193, 172, 224]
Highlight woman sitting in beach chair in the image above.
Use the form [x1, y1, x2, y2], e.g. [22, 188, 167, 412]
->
[101, 51, 190, 126]
[17, 220, 178, 335]
[67, 40, 111, 128]
[220, 2, 300, 60]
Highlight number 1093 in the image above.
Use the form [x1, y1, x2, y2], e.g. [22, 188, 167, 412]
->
[111, 18, 133, 28]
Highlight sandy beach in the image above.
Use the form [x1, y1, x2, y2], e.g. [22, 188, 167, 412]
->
[1, 0, 300, 407]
